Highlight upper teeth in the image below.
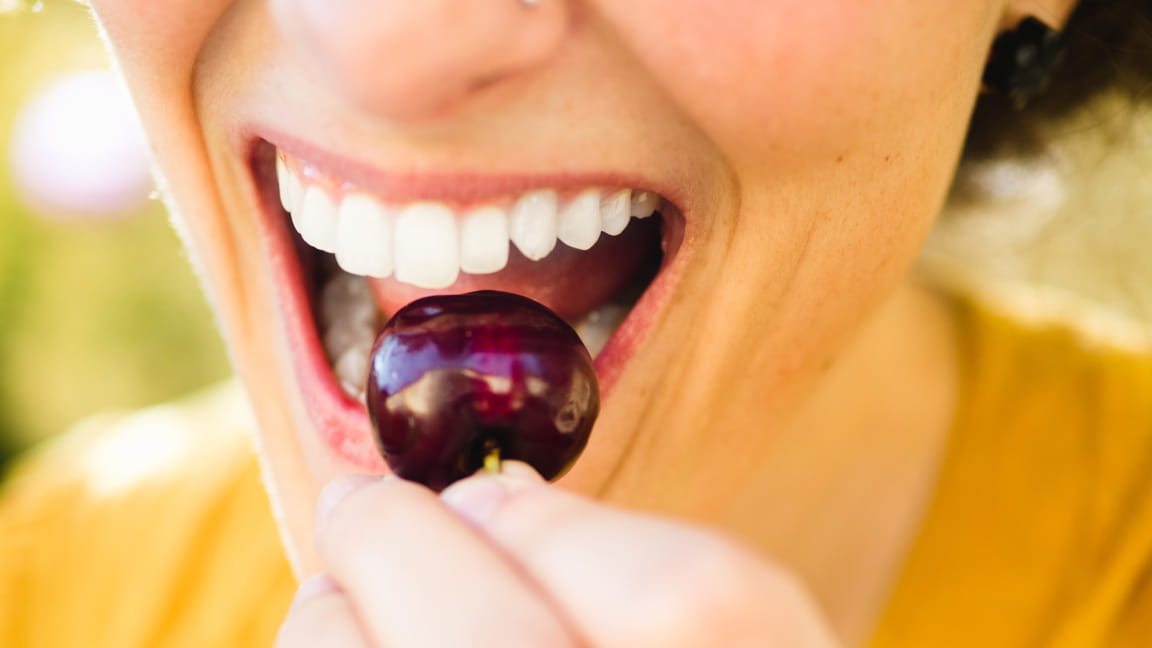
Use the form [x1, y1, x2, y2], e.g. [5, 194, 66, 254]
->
[275, 154, 661, 289]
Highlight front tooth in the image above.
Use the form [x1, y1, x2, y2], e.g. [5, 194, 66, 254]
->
[335, 193, 394, 278]
[510, 189, 559, 260]
[393, 202, 460, 289]
[295, 185, 339, 252]
[630, 190, 660, 218]
[460, 206, 510, 274]
[276, 156, 300, 212]
[557, 189, 602, 251]
[601, 189, 631, 235]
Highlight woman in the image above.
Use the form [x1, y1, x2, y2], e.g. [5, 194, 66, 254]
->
[3, 0, 1151, 646]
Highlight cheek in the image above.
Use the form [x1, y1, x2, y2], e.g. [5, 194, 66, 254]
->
[600, 0, 997, 171]
[91, 0, 235, 116]
[90, 0, 263, 402]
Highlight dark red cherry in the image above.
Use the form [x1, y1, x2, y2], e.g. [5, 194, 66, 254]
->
[365, 291, 599, 492]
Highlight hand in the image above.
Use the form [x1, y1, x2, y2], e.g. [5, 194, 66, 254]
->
[276, 462, 841, 648]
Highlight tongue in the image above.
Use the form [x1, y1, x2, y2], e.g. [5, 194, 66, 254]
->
[371, 218, 660, 323]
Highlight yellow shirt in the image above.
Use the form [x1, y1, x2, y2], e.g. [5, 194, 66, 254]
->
[2, 298, 1151, 647]
[872, 300, 1152, 647]
[0, 384, 295, 647]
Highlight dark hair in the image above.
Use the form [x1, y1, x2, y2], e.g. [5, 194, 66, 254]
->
[966, 0, 1152, 157]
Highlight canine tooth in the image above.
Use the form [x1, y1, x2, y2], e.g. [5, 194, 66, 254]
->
[557, 189, 602, 250]
[630, 190, 660, 218]
[393, 202, 460, 289]
[460, 206, 510, 274]
[295, 185, 339, 252]
[510, 189, 559, 260]
[335, 193, 394, 277]
[276, 156, 300, 212]
[601, 189, 631, 235]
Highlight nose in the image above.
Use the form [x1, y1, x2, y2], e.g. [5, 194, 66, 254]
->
[271, 0, 569, 122]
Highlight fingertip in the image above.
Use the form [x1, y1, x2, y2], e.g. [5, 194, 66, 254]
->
[441, 475, 510, 526]
[315, 474, 390, 529]
[278, 573, 372, 648]
[440, 461, 544, 526]
[497, 460, 547, 484]
[294, 573, 339, 604]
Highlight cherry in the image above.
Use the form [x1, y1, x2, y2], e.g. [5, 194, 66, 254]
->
[366, 291, 599, 491]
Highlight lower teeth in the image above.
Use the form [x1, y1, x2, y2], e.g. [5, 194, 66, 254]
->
[319, 272, 378, 401]
[318, 270, 630, 400]
[573, 304, 628, 357]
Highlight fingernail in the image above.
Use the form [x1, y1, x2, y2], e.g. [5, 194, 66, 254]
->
[294, 573, 339, 603]
[441, 477, 510, 526]
[440, 461, 544, 526]
[315, 474, 388, 529]
[496, 460, 547, 483]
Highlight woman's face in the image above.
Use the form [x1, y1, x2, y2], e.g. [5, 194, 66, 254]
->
[91, 0, 1042, 570]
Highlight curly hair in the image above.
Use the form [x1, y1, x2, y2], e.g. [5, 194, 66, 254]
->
[967, 0, 1152, 156]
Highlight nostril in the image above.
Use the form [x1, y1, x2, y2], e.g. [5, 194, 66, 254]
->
[270, 0, 570, 122]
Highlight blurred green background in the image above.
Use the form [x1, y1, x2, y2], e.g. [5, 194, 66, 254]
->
[0, 1, 229, 473]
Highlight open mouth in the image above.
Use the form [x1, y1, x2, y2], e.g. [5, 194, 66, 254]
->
[248, 137, 685, 470]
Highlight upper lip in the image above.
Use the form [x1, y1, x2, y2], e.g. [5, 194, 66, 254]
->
[255, 129, 685, 211]
[243, 124, 691, 472]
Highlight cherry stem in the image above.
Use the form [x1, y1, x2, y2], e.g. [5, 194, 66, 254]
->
[483, 439, 502, 475]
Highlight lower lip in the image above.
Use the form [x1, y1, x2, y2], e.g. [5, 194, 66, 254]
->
[248, 140, 687, 471]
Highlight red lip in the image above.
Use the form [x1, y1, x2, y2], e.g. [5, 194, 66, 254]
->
[264, 128, 691, 207]
[245, 133, 688, 471]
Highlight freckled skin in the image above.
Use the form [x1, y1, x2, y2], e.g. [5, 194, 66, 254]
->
[89, 0, 1077, 637]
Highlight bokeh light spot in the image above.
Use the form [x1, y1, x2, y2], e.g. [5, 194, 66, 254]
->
[9, 69, 153, 220]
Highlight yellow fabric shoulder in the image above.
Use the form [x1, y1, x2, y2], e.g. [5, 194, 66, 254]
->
[0, 382, 295, 648]
[3, 298, 1152, 647]
[872, 299, 1152, 647]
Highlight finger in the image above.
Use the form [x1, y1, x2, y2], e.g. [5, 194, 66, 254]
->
[441, 464, 838, 648]
[276, 574, 372, 648]
[315, 475, 582, 648]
